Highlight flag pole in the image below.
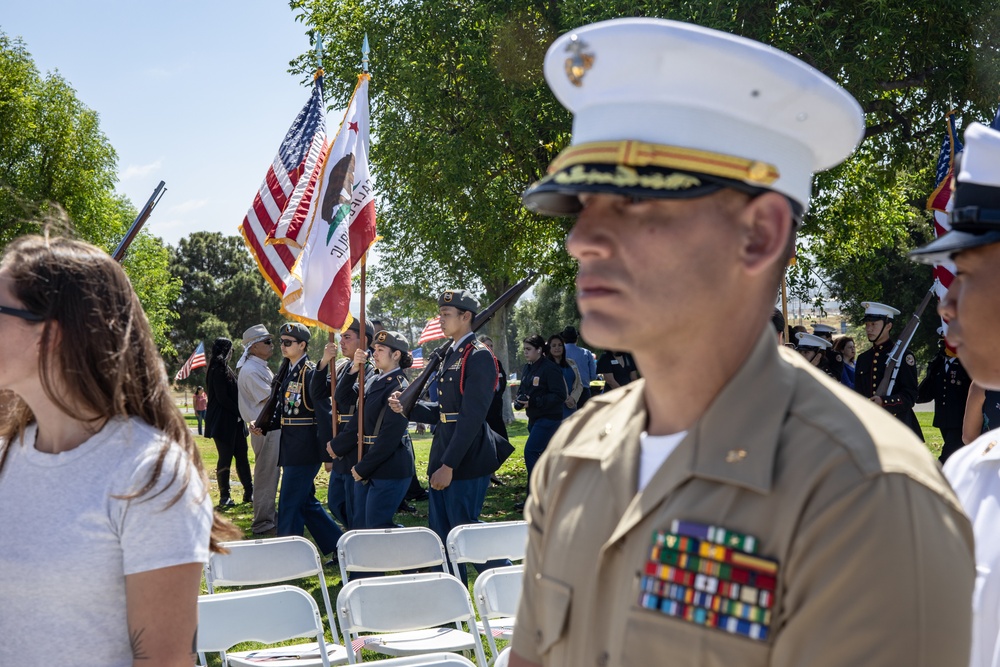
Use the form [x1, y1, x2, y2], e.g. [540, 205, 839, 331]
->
[356, 34, 371, 465]
[310, 32, 342, 446]
[357, 262, 367, 463]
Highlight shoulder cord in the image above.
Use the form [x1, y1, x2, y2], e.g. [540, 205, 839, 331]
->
[459, 344, 500, 395]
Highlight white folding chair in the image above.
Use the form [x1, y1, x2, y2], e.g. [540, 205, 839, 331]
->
[197, 585, 333, 666]
[337, 572, 488, 666]
[493, 647, 511, 667]
[204, 536, 349, 665]
[445, 522, 528, 582]
[336, 527, 448, 584]
[359, 654, 478, 666]
[472, 566, 523, 662]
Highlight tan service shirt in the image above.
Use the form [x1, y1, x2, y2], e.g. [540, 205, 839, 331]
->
[512, 330, 975, 667]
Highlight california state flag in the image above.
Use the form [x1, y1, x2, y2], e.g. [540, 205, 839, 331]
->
[281, 74, 376, 331]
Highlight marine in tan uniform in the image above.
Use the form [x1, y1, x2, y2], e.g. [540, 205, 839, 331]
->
[508, 17, 975, 667]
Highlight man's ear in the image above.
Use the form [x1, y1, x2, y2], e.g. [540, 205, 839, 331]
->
[737, 192, 794, 276]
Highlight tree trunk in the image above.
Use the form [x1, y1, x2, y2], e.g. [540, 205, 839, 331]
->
[487, 296, 515, 425]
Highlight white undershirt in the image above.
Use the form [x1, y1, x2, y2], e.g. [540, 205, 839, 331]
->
[638, 430, 688, 491]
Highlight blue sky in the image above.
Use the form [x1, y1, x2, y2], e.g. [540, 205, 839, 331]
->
[2, 1, 349, 248]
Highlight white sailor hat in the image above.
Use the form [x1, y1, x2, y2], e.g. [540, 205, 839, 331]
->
[522, 18, 865, 220]
[911, 122, 1000, 265]
[812, 323, 837, 336]
[795, 332, 831, 350]
[861, 302, 900, 321]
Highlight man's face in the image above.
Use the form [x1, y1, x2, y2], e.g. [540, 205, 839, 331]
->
[340, 329, 361, 357]
[438, 306, 468, 339]
[250, 338, 273, 360]
[566, 192, 744, 352]
[939, 243, 1000, 389]
[864, 319, 890, 344]
[280, 336, 305, 361]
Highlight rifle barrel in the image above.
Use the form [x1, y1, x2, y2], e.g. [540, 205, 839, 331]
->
[112, 180, 166, 262]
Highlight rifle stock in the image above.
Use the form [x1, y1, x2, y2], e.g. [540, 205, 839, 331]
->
[254, 357, 291, 434]
[875, 287, 936, 397]
[396, 272, 537, 417]
[112, 180, 166, 262]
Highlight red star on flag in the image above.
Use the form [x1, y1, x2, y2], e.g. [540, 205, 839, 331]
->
[348, 121, 359, 132]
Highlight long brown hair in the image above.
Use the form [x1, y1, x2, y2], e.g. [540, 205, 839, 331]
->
[0, 234, 238, 551]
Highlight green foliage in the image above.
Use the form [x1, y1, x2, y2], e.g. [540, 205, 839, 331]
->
[0, 31, 179, 350]
[288, 0, 1000, 369]
[168, 233, 286, 380]
[512, 277, 579, 366]
[368, 283, 440, 343]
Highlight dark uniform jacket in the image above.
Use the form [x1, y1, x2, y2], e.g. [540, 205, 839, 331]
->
[273, 355, 324, 466]
[329, 368, 413, 480]
[854, 340, 923, 440]
[205, 362, 245, 442]
[486, 358, 509, 441]
[917, 352, 970, 430]
[311, 358, 375, 474]
[410, 335, 500, 479]
[518, 357, 568, 424]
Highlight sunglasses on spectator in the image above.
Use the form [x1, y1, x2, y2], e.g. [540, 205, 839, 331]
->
[280, 339, 299, 347]
[0, 305, 43, 322]
[259, 339, 273, 345]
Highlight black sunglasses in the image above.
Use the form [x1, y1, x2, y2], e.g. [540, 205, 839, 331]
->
[259, 339, 273, 345]
[280, 339, 299, 347]
[0, 305, 43, 322]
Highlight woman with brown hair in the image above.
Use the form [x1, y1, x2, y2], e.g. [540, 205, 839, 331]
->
[0, 234, 238, 666]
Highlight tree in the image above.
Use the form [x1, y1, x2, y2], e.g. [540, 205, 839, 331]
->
[512, 277, 579, 366]
[0, 31, 180, 350]
[290, 0, 1000, 370]
[168, 232, 286, 379]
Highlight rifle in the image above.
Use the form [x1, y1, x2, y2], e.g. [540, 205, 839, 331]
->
[875, 287, 936, 398]
[112, 180, 166, 262]
[396, 272, 537, 417]
[254, 357, 291, 435]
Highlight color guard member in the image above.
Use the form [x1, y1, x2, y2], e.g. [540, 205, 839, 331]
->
[853, 302, 924, 440]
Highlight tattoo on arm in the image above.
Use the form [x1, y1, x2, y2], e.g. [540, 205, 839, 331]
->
[129, 626, 150, 661]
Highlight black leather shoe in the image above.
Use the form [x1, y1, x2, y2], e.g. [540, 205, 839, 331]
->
[513, 501, 525, 511]
[397, 501, 418, 514]
[218, 498, 237, 509]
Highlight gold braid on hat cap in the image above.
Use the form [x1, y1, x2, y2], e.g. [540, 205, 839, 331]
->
[548, 140, 780, 186]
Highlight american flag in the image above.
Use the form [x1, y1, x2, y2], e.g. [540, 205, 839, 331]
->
[416, 316, 446, 345]
[239, 79, 330, 297]
[411, 348, 425, 370]
[175, 342, 206, 381]
[926, 112, 962, 305]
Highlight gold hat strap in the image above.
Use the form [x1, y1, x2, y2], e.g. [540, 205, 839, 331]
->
[548, 140, 779, 186]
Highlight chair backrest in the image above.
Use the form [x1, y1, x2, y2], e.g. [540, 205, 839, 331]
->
[336, 527, 447, 583]
[473, 565, 524, 619]
[198, 585, 331, 667]
[338, 572, 476, 633]
[205, 536, 339, 644]
[445, 521, 528, 577]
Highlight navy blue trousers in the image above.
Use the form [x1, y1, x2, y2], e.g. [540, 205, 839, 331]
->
[277, 463, 343, 555]
[428, 474, 510, 583]
[353, 476, 410, 529]
[327, 469, 354, 530]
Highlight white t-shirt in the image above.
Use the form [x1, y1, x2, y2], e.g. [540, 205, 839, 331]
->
[638, 430, 688, 491]
[943, 428, 1000, 667]
[0, 417, 213, 667]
